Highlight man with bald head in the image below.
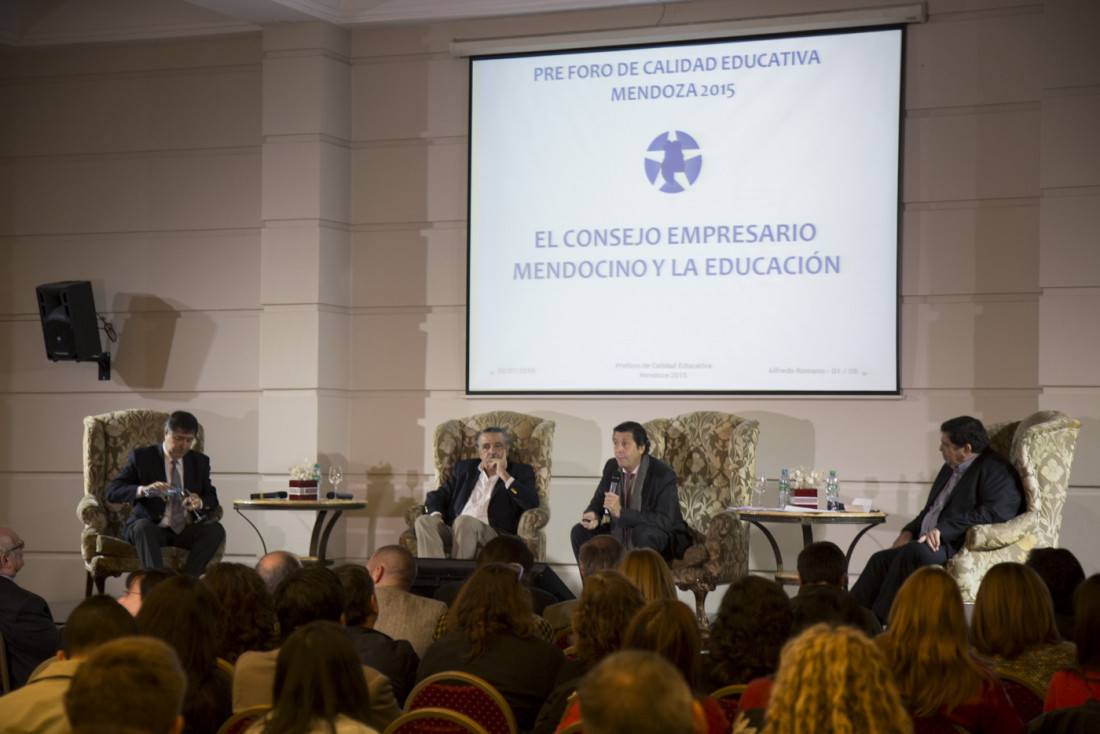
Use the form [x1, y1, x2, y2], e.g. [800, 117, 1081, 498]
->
[0, 526, 61, 690]
[367, 544, 446, 658]
[255, 550, 302, 595]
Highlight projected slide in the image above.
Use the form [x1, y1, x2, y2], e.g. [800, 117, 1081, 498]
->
[468, 28, 901, 394]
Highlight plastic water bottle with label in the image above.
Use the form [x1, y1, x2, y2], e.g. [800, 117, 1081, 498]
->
[826, 470, 840, 511]
[777, 468, 790, 508]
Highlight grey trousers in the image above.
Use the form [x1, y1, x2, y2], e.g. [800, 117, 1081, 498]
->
[414, 513, 499, 559]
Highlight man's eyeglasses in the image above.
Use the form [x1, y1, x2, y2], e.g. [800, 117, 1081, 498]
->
[2, 540, 25, 555]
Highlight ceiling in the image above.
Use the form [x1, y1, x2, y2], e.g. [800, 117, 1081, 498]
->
[0, 0, 700, 48]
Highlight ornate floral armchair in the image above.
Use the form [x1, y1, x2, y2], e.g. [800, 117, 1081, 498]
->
[946, 410, 1081, 602]
[78, 409, 224, 595]
[644, 411, 759, 625]
[401, 411, 556, 560]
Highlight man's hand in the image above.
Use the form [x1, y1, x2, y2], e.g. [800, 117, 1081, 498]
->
[182, 492, 202, 511]
[480, 457, 510, 483]
[603, 491, 622, 518]
[580, 511, 599, 529]
[890, 530, 913, 549]
[918, 528, 941, 552]
[138, 481, 171, 499]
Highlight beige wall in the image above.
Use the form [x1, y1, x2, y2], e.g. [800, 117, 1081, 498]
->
[1, 0, 1098, 616]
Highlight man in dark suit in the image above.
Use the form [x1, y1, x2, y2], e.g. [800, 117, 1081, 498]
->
[570, 421, 692, 562]
[0, 526, 61, 690]
[851, 415, 1024, 622]
[415, 426, 539, 559]
[105, 410, 225, 576]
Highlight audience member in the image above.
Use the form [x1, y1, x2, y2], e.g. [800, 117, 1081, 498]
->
[233, 565, 402, 730]
[416, 563, 564, 731]
[761, 623, 913, 734]
[433, 534, 556, 613]
[795, 540, 882, 636]
[246, 621, 378, 734]
[117, 568, 176, 617]
[415, 426, 539, 559]
[137, 574, 232, 734]
[703, 575, 792, 691]
[576, 650, 699, 734]
[64, 636, 186, 734]
[851, 416, 1024, 622]
[543, 535, 625, 633]
[1044, 574, 1100, 712]
[877, 566, 1021, 733]
[623, 600, 728, 734]
[532, 570, 645, 734]
[335, 563, 419, 706]
[255, 550, 302, 596]
[970, 562, 1075, 693]
[0, 526, 61, 690]
[0, 595, 137, 733]
[619, 547, 678, 603]
[366, 545, 446, 658]
[1027, 547, 1087, 642]
[203, 562, 278, 664]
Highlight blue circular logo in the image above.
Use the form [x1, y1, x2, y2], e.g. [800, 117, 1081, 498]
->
[645, 131, 702, 193]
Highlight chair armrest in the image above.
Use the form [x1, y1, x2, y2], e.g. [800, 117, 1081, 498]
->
[404, 504, 426, 528]
[518, 507, 550, 536]
[77, 495, 110, 533]
[964, 511, 1036, 552]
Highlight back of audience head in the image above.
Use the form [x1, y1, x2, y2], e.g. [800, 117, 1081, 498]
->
[797, 541, 847, 586]
[1075, 574, 1100, 670]
[572, 569, 646, 667]
[334, 564, 377, 628]
[275, 565, 346, 639]
[477, 534, 534, 574]
[763, 623, 912, 734]
[579, 535, 626, 578]
[1027, 547, 1086, 630]
[367, 544, 416, 591]
[790, 584, 868, 636]
[707, 575, 792, 684]
[263, 620, 373, 734]
[619, 547, 677, 603]
[137, 574, 221, 677]
[622, 599, 702, 691]
[452, 563, 533, 658]
[256, 550, 302, 596]
[578, 650, 697, 734]
[202, 562, 278, 663]
[62, 595, 138, 659]
[119, 568, 176, 616]
[971, 562, 1061, 658]
[65, 636, 186, 734]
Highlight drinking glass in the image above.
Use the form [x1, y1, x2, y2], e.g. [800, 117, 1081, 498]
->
[751, 475, 767, 507]
[328, 465, 343, 495]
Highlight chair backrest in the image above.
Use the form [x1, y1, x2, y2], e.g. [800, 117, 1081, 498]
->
[557, 721, 583, 734]
[383, 707, 490, 734]
[215, 705, 271, 734]
[996, 671, 1046, 724]
[709, 684, 747, 724]
[82, 409, 206, 536]
[406, 671, 518, 734]
[910, 712, 971, 734]
[642, 412, 759, 535]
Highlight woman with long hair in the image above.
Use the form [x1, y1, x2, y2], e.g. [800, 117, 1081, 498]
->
[877, 566, 1021, 733]
[137, 574, 233, 734]
[619, 547, 677, 603]
[203, 562, 279, 664]
[970, 562, 1075, 692]
[250, 621, 376, 734]
[703, 575, 792, 690]
[416, 563, 564, 731]
[1045, 574, 1100, 711]
[762, 624, 912, 734]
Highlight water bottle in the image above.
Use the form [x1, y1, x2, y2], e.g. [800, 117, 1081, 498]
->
[826, 470, 840, 511]
[777, 468, 790, 508]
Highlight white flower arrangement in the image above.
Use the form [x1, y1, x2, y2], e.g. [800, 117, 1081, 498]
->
[289, 459, 316, 481]
[788, 466, 825, 489]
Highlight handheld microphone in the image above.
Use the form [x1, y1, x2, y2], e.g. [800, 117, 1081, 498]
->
[604, 468, 623, 517]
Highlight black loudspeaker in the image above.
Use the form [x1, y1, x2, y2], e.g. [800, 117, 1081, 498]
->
[36, 281, 102, 361]
[409, 558, 575, 603]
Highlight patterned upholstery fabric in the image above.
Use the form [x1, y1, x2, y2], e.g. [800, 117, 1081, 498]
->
[401, 412, 555, 560]
[384, 707, 490, 734]
[406, 673, 517, 734]
[643, 412, 759, 623]
[77, 409, 224, 594]
[945, 411, 1081, 603]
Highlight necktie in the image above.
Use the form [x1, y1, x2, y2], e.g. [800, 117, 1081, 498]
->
[166, 460, 186, 534]
[623, 472, 635, 508]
